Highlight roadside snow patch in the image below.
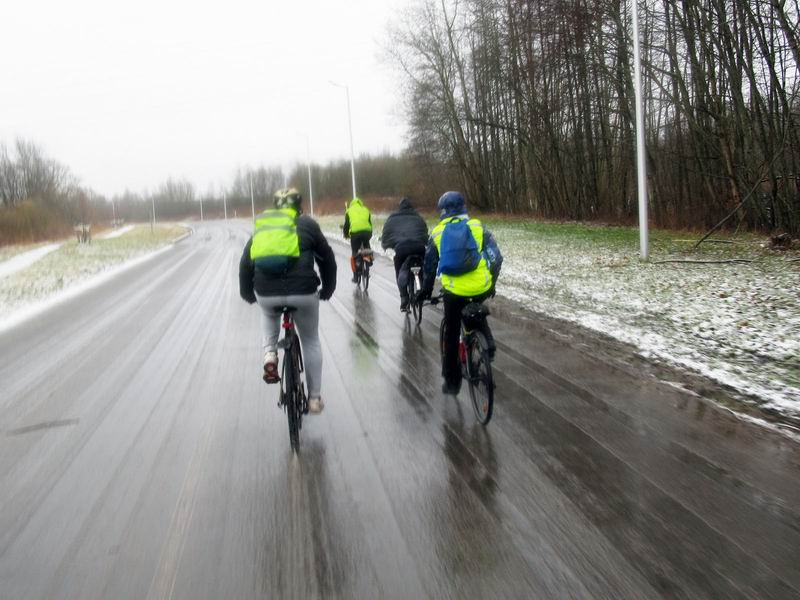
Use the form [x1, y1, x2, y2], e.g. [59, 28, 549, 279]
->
[99, 225, 134, 239]
[0, 243, 62, 280]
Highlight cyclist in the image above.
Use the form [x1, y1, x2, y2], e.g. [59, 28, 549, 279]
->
[381, 196, 428, 311]
[420, 191, 503, 395]
[342, 197, 372, 283]
[239, 188, 337, 414]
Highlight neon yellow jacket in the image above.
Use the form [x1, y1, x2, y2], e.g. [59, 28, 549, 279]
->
[431, 217, 492, 297]
[345, 198, 372, 234]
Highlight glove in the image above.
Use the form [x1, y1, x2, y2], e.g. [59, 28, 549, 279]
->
[319, 287, 334, 301]
[241, 291, 257, 305]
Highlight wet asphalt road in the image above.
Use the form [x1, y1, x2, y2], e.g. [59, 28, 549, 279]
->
[1, 220, 799, 600]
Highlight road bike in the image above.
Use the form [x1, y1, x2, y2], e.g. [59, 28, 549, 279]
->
[274, 307, 307, 452]
[432, 294, 495, 424]
[405, 255, 425, 325]
[354, 246, 374, 291]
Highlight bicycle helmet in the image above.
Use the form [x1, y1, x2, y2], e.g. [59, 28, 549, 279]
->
[273, 187, 302, 211]
[437, 191, 466, 218]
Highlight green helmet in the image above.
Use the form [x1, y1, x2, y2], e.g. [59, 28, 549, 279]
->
[273, 187, 302, 211]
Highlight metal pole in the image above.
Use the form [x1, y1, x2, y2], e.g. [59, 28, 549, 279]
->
[249, 175, 256, 223]
[330, 81, 357, 199]
[151, 195, 156, 233]
[631, 0, 649, 260]
[200, 195, 204, 222]
[111, 198, 116, 225]
[223, 191, 228, 220]
[306, 135, 315, 217]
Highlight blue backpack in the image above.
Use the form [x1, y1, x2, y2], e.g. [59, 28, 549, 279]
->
[438, 219, 482, 276]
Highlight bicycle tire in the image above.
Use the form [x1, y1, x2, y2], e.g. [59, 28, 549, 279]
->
[409, 277, 417, 318]
[363, 263, 370, 291]
[466, 331, 494, 425]
[283, 341, 300, 452]
[439, 318, 447, 362]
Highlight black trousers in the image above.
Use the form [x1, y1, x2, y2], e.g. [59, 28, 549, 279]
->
[349, 231, 372, 256]
[393, 243, 425, 299]
[442, 290, 494, 387]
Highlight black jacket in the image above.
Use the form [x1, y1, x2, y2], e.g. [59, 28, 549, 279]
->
[380, 198, 428, 251]
[239, 214, 337, 302]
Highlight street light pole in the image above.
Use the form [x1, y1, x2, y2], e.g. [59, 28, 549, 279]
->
[330, 81, 357, 199]
[151, 195, 156, 233]
[223, 191, 228, 220]
[305, 135, 315, 217]
[631, 0, 649, 260]
[249, 175, 256, 223]
[200, 195, 204, 222]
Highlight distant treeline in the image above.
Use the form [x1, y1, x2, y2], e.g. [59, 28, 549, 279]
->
[0, 143, 441, 246]
[387, 0, 800, 234]
[0, 140, 108, 244]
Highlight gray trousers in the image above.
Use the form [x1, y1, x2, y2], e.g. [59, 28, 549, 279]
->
[255, 293, 322, 397]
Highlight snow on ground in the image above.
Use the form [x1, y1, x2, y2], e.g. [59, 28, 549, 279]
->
[0, 243, 62, 279]
[491, 221, 800, 419]
[318, 214, 799, 419]
[99, 224, 135, 239]
[0, 224, 188, 330]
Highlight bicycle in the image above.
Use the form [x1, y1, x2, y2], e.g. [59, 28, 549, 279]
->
[431, 293, 495, 424]
[273, 306, 307, 452]
[405, 255, 424, 325]
[354, 246, 374, 291]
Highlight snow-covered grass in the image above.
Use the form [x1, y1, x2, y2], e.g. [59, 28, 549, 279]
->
[0, 224, 187, 321]
[491, 220, 799, 419]
[317, 214, 800, 420]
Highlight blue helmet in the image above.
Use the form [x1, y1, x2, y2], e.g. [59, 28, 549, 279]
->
[437, 191, 466, 218]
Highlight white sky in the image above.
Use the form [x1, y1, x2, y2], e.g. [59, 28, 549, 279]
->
[0, 0, 408, 197]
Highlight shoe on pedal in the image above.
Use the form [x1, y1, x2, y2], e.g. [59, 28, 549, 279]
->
[308, 395, 324, 414]
[262, 350, 279, 384]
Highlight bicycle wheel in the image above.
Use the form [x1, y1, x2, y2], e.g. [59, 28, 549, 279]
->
[293, 340, 307, 415]
[466, 331, 494, 425]
[363, 262, 370, 291]
[439, 318, 446, 361]
[283, 345, 300, 452]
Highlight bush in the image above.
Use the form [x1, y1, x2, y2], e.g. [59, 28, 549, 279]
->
[0, 201, 71, 245]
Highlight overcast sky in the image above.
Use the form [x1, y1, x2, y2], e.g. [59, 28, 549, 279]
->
[0, 0, 408, 197]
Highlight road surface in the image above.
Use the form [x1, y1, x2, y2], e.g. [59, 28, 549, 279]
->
[1, 220, 798, 599]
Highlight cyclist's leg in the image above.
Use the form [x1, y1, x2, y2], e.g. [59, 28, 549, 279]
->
[288, 293, 322, 399]
[255, 293, 285, 353]
[475, 290, 496, 357]
[442, 293, 466, 392]
[395, 249, 412, 298]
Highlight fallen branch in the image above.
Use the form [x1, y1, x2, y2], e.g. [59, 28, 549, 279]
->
[693, 139, 787, 250]
[654, 259, 754, 265]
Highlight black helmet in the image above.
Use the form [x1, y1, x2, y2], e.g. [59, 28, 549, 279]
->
[273, 187, 302, 211]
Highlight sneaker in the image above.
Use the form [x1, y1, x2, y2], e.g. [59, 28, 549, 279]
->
[441, 381, 461, 395]
[308, 395, 324, 414]
[263, 351, 279, 384]
[400, 298, 410, 312]
[352, 274, 359, 284]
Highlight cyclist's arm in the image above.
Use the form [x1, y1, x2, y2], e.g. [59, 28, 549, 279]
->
[421, 239, 439, 295]
[483, 227, 503, 283]
[342, 213, 351, 238]
[311, 222, 337, 299]
[239, 238, 257, 304]
[380, 215, 394, 250]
